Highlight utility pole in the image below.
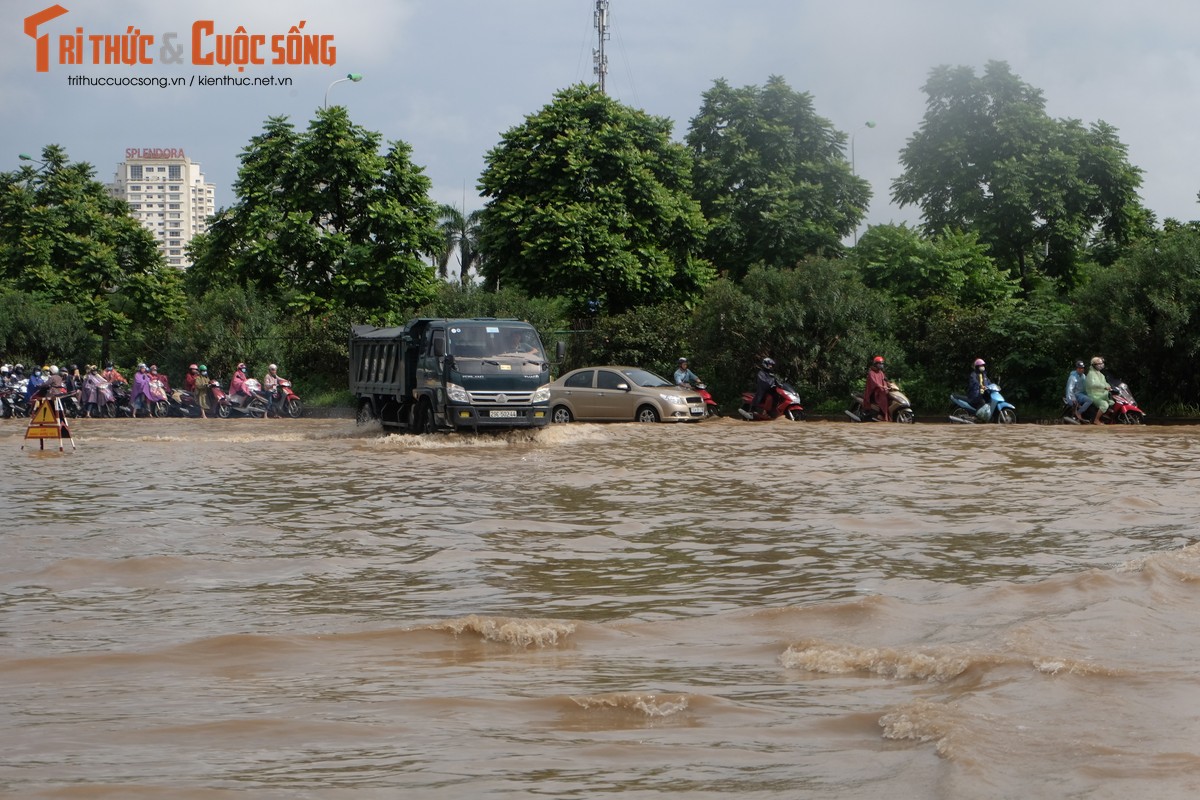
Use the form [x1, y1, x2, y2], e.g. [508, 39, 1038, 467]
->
[593, 0, 609, 94]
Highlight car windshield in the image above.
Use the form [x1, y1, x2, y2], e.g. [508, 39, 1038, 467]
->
[623, 368, 672, 388]
[448, 323, 544, 359]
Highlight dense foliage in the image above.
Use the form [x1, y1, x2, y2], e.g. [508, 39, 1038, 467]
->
[892, 61, 1146, 288]
[478, 85, 712, 315]
[687, 76, 870, 279]
[186, 107, 443, 315]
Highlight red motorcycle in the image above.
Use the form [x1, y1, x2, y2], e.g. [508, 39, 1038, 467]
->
[269, 378, 303, 418]
[739, 381, 805, 421]
[1063, 380, 1145, 425]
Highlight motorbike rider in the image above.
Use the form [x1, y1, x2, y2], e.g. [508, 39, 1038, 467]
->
[740, 358, 778, 419]
[1064, 360, 1092, 422]
[674, 358, 700, 388]
[229, 362, 266, 416]
[966, 358, 990, 409]
[863, 356, 891, 422]
[1085, 356, 1112, 425]
[130, 363, 153, 417]
[102, 362, 126, 386]
[183, 364, 208, 419]
[262, 363, 282, 417]
[25, 368, 45, 402]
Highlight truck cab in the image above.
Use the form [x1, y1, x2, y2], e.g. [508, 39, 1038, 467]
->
[351, 318, 554, 433]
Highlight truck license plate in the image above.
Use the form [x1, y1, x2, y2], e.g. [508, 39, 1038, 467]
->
[490, 409, 518, 417]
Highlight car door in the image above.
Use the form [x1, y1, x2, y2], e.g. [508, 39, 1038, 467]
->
[559, 369, 596, 418]
[594, 369, 635, 421]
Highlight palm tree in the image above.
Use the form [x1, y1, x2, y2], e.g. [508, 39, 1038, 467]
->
[435, 204, 484, 285]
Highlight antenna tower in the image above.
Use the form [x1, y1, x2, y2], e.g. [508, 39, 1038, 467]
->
[593, 0, 609, 94]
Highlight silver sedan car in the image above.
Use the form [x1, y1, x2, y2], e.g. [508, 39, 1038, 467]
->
[549, 366, 707, 423]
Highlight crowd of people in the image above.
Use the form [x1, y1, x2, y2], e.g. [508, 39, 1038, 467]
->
[0, 361, 292, 420]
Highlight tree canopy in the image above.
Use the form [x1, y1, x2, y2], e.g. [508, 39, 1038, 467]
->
[686, 76, 870, 279]
[187, 106, 442, 315]
[478, 84, 711, 315]
[891, 61, 1145, 287]
[0, 144, 184, 348]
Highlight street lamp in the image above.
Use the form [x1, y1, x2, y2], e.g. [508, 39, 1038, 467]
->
[850, 121, 876, 176]
[849, 122, 876, 246]
[324, 72, 363, 108]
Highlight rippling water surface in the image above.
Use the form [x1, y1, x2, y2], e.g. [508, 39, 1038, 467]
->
[3, 416, 1200, 798]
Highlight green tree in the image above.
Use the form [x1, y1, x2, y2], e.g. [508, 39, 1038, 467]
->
[478, 84, 712, 315]
[435, 204, 484, 285]
[892, 61, 1145, 287]
[1072, 227, 1200, 409]
[853, 224, 1019, 309]
[690, 262, 890, 404]
[0, 145, 185, 354]
[187, 107, 443, 314]
[686, 76, 871, 279]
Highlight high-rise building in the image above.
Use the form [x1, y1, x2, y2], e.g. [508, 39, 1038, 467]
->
[108, 149, 216, 268]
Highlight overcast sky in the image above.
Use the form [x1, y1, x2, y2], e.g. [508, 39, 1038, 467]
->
[5, 0, 1200, 230]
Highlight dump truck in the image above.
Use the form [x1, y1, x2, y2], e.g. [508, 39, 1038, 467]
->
[349, 318, 556, 433]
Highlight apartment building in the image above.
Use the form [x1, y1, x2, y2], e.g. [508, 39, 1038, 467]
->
[108, 149, 216, 268]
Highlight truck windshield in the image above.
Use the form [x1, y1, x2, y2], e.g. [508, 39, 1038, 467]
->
[447, 323, 544, 360]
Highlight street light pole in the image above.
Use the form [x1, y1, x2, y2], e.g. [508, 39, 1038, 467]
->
[324, 72, 363, 108]
[850, 122, 876, 245]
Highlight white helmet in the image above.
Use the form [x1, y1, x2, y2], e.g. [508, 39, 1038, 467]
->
[268, 363, 277, 371]
[49, 365, 59, 375]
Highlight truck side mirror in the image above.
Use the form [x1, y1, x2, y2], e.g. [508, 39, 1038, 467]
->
[433, 339, 445, 358]
[555, 340, 566, 361]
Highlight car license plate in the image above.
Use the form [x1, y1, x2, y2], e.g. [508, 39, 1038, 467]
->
[490, 409, 518, 417]
[689, 405, 705, 415]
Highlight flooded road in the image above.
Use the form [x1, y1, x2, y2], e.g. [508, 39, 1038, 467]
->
[3, 416, 1200, 798]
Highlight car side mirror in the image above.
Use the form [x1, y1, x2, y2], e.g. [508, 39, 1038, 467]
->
[617, 382, 630, 392]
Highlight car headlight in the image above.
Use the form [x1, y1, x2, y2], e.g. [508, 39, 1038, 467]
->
[660, 393, 687, 405]
[531, 384, 551, 403]
[446, 383, 472, 404]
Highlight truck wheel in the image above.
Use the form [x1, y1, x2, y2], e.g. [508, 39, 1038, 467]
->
[414, 400, 436, 434]
[356, 402, 376, 426]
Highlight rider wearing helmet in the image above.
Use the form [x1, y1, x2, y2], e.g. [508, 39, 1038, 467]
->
[1085, 356, 1112, 425]
[740, 357, 778, 419]
[863, 355, 891, 422]
[673, 357, 700, 388]
[262, 363, 281, 417]
[229, 362, 252, 406]
[966, 358, 991, 409]
[1064, 359, 1091, 422]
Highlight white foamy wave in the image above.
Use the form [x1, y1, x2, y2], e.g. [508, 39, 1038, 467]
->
[569, 692, 691, 718]
[780, 639, 981, 682]
[878, 699, 965, 758]
[430, 615, 576, 648]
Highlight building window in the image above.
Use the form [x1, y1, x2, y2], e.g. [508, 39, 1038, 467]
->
[168, 203, 180, 210]
[130, 165, 143, 180]
[168, 165, 181, 180]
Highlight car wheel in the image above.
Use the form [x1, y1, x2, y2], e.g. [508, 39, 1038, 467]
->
[635, 405, 660, 423]
[551, 405, 573, 424]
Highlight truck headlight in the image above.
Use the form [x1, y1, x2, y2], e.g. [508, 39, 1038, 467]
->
[446, 383, 472, 404]
[531, 384, 550, 403]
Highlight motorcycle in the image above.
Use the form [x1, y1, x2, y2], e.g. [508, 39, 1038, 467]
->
[166, 388, 204, 418]
[212, 378, 268, 419]
[739, 381, 805, 421]
[269, 378, 303, 418]
[1062, 380, 1145, 425]
[110, 381, 134, 418]
[1, 384, 29, 419]
[845, 380, 916, 424]
[680, 381, 718, 417]
[949, 383, 1017, 424]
